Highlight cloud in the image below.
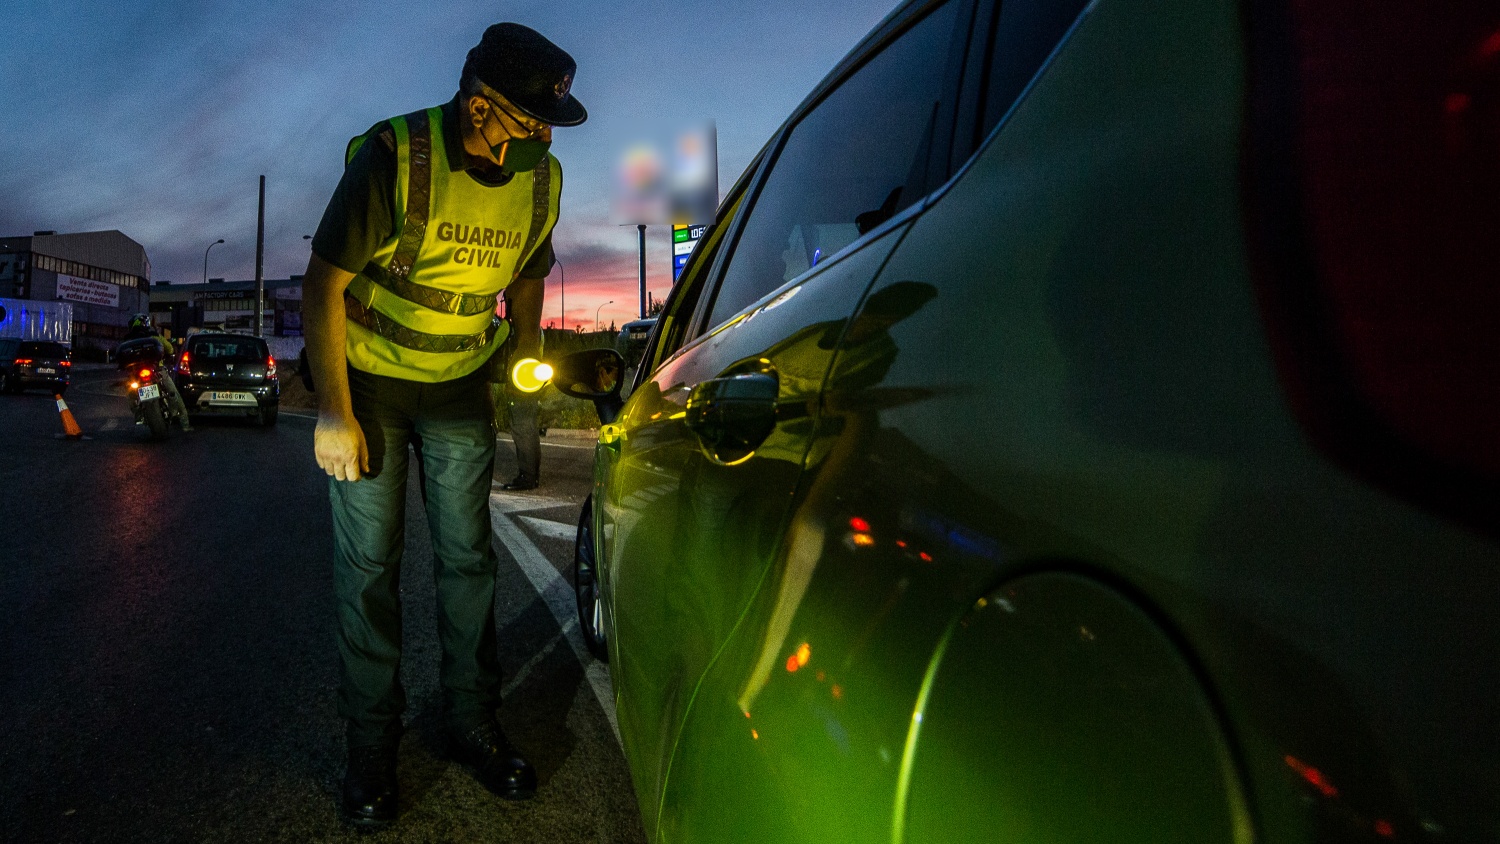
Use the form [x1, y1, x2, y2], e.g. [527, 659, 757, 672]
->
[3, 0, 898, 331]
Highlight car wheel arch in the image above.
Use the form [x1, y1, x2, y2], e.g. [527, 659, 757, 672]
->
[895, 566, 1255, 844]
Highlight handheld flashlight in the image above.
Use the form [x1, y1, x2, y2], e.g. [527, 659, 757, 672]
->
[510, 357, 554, 393]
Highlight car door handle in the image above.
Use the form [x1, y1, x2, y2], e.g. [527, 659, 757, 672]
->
[684, 370, 779, 461]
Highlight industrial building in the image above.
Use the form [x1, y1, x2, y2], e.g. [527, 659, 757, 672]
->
[0, 230, 151, 355]
[146, 277, 304, 339]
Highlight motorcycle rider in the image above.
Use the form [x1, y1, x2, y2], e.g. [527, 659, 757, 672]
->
[123, 314, 192, 431]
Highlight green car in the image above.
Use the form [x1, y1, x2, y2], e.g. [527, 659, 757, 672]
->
[558, 0, 1500, 840]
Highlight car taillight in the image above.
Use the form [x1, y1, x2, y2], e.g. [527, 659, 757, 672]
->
[178, 350, 191, 370]
[60, 360, 71, 368]
[1248, 1, 1500, 530]
[266, 354, 277, 379]
[14, 358, 31, 365]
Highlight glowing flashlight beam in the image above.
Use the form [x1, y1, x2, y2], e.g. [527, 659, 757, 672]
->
[511, 358, 553, 393]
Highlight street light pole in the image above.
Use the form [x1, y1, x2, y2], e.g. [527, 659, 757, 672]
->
[637, 224, 647, 319]
[254, 175, 265, 337]
[596, 300, 613, 333]
[202, 238, 224, 285]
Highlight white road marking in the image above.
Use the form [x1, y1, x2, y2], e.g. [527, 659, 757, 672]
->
[518, 514, 577, 542]
[540, 440, 597, 451]
[488, 494, 620, 745]
[497, 433, 598, 451]
[487, 489, 571, 511]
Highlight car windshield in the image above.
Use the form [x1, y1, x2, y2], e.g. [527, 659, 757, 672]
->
[192, 339, 265, 362]
[20, 342, 68, 358]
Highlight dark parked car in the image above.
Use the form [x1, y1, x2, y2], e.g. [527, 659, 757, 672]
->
[614, 317, 657, 384]
[175, 333, 279, 426]
[561, 0, 1500, 841]
[0, 339, 72, 394]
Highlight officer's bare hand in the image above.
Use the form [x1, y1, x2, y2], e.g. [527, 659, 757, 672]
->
[315, 412, 369, 482]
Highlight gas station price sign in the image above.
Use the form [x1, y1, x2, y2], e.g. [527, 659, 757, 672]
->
[672, 223, 708, 280]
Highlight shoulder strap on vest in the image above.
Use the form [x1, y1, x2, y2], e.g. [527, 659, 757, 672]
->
[515, 156, 551, 279]
[386, 109, 432, 281]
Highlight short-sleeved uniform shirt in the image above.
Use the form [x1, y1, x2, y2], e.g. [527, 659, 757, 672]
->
[312, 94, 554, 282]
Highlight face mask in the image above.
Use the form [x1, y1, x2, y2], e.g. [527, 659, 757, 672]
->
[490, 137, 551, 173]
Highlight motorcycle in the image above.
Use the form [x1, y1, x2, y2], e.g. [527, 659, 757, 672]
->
[127, 362, 189, 438]
[116, 337, 188, 440]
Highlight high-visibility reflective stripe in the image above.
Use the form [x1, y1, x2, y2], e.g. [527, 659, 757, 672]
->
[344, 293, 500, 353]
[345, 274, 496, 336]
[359, 261, 498, 315]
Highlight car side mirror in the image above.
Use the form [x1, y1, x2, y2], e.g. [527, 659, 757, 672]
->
[554, 348, 627, 426]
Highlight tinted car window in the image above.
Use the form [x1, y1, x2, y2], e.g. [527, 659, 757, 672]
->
[191, 338, 266, 361]
[978, 0, 1091, 138]
[703, 0, 961, 330]
[19, 341, 68, 358]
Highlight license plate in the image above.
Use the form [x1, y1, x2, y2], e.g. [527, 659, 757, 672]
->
[138, 384, 160, 400]
[36, 367, 56, 375]
[204, 391, 257, 404]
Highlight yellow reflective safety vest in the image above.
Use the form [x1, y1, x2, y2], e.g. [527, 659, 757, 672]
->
[341, 106, 561, 383]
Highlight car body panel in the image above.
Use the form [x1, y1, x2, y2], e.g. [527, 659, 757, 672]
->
[602, 227, 909, 829]
[859, 0, 1500, 836]
[586, 0, 1500, 839]
[901, 574, 1250, 843]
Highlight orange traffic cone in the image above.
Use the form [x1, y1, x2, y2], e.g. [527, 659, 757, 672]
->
[55, 394, 84, 439]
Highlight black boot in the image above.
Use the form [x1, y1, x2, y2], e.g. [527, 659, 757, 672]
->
[448, 720, 537, 800]
[341, 744, 399, 828]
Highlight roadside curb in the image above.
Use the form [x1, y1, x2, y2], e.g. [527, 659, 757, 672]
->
[538, 428, 600, 440]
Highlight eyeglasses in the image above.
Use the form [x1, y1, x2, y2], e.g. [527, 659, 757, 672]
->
[483, 95, 549, 138]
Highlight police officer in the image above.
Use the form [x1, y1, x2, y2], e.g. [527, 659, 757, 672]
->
[300, 23, 586, 829]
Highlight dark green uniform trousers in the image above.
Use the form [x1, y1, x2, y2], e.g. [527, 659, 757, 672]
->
[507, 387, 542, 482]
[331, 365, 501, 749]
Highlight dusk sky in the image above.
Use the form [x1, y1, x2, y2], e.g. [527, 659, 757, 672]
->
[0, 1, 897, 332]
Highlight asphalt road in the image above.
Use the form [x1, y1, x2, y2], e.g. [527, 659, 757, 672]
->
[0, 366, 645, 844]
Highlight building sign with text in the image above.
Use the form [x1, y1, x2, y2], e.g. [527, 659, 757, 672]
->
[57, 276, 121, 308]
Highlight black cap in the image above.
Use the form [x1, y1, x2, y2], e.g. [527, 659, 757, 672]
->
[464, 23, 587, 127]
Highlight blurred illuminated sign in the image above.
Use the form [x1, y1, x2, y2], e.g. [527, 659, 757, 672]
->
[613, 122, 718, 227]
[672, 224, 707, 280]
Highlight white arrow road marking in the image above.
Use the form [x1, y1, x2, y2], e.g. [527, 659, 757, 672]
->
[487, 488, 571, 512]
[489, 494, 619, 745]
[518, 514, 577, 542]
